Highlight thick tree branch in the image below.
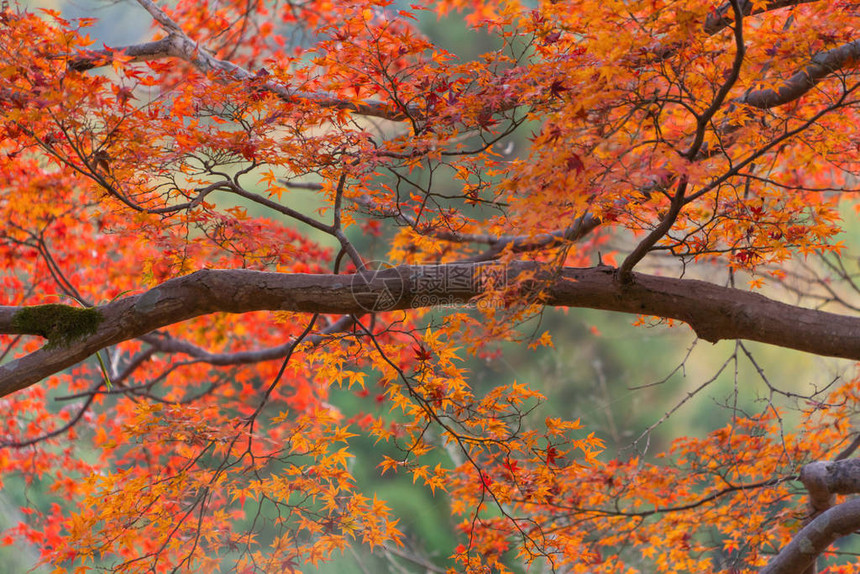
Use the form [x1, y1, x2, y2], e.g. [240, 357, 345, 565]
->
[0, 263, 857, 398]
[740, 39, 860, 109]
[760, 498, 860, 574]
[762, 459, 860, 574]
[801, 459, 860, 512]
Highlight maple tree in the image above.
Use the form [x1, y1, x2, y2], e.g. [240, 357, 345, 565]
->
[1, 0, 860, 571]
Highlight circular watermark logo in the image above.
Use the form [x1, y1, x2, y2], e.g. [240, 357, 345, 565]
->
[350, 260, 405, 312]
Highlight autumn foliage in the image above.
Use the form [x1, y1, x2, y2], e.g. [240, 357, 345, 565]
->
[1, 0, 859, 572]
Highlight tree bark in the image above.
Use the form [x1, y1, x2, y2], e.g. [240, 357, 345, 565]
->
[800, 460, 860, 511]
[739, 40, 860, 109]
[0, 263, 857, 398]
[761, 498, 860, 574]
[762, 459, 860, 574]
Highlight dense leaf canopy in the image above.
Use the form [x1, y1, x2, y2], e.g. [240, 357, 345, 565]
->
[0, 0, 859, 572]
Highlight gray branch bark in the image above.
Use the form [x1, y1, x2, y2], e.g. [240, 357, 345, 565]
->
[0, 263, 857, 398]
[760, 498, 860, 574]
[801, 460, 860, 512]
[763, 459, 860, 574]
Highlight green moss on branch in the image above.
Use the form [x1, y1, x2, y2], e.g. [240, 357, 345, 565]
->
[12, 304, 103, 349]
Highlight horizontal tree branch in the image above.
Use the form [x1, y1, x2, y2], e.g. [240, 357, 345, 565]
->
[0, 263, 857, 398]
